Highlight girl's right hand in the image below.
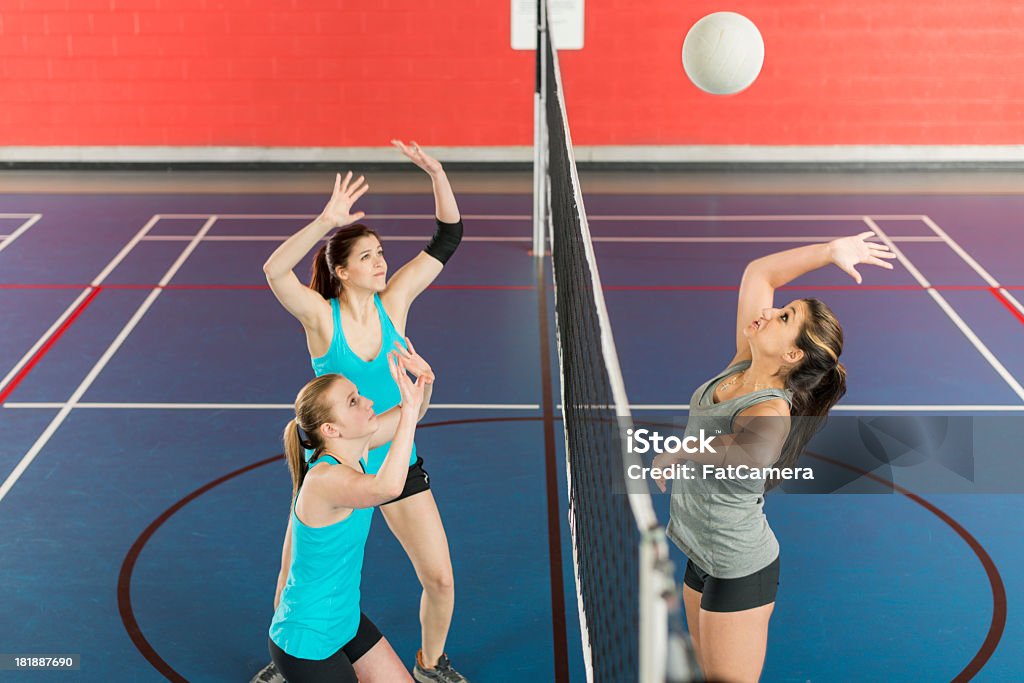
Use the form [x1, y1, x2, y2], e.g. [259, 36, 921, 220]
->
[318, 171, 370, 229]
[387, 351, 428, 414]
[828, 231, 896, 284]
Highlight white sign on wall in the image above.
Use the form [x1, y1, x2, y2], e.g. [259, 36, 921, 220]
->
[511, 0, 585, 50]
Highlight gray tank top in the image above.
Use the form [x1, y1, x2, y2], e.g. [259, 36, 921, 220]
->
[666, 360, 792, 579]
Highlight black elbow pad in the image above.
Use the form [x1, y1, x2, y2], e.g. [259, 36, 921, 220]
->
[423, 219, 463, 265]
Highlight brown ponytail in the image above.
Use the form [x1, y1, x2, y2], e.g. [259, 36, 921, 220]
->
[307, 225, 382, 300]
[283, 418, 310, 498]
[771, 298, 848, 489]
[283, 373, 347, 497]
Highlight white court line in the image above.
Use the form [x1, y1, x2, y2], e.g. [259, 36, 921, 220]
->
[153, 212, 926, 222]
[0, 216, 216, 505]
[155, 213, 530, 221]
[589, 235, 942, 243]
[920, 214, 1024, 317]
[586, 214, 926, 222]
[139, 234, 942, 244]
[864, 217, 1024, 402]
[627, 404, 1024, 412]
[0, 214, 164, 397]
[140, 235, 533, 243]
[3, 402, 541, 410]
[0, 213, 42, 255]
[6, 402, 1019, 412]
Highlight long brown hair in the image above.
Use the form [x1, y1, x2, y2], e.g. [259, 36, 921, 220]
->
[283, 374, 345, 497]
[772, 298, 847, 488]
[309, 225, 381, 300]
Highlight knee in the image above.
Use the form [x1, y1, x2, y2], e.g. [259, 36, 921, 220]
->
[420, 565, 455, 596]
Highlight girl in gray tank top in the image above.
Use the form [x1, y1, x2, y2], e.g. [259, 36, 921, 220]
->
[652, 231, 896, 682]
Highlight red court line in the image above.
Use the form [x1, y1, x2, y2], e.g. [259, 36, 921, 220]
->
[990, 288, 1024, 325]
[0, 286, 102, 404]
[0, 284, 91, 290]
[603, 284, 1022, 291]
[4, 283, 1024, 295]
[0, 283, 535, 291]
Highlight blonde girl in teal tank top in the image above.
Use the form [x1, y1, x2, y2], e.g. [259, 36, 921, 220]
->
[270, 350, 433, 682]
[263, 142, 471, 682]
[650, 231, 896, 683]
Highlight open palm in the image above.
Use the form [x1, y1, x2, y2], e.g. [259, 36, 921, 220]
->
[392, 139, 443, 176]
[829, 231, 897, 284]
[318, 171, 369, 229]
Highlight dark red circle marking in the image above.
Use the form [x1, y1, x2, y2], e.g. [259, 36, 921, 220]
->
[118, 418, 1006, 682]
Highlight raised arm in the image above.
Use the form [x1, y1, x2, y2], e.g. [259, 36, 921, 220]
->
[314, 353, 426, 508]
[730, 232, 895, 365]
[381, 141, 464, 333]
[262, 172, 369, 332]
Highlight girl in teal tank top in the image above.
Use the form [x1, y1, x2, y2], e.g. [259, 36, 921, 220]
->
[311, 294, 417, 474]
[263, 145, 472, 682]
[270, 350, 433, 682]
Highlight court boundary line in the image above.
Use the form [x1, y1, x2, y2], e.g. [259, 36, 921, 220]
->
[0, 214, 165, 399]
[4, 283, 1023, 292]
[113, 420, 1005, 683]
[863, 218, 1024, 402]
[137, 234, 943, 244]
[920, 214, 1024, 319]
[151, 213, 930, 221]
[626, 404, 1024, 412]
[0, 216, 212, 505]
[5, 401, 1023, 412]
[0, 288, 103, 405]
[0, 213, 42, 255]
[2, 402, 540, 410]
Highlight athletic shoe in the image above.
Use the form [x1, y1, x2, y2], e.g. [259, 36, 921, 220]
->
[249, 661, 285, 683]
[413, 651, 469, 683]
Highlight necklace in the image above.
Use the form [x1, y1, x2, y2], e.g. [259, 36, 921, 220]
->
[718, 370, 772, 392]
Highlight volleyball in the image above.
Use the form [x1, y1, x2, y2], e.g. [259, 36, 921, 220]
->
[682, 12, 765, 95]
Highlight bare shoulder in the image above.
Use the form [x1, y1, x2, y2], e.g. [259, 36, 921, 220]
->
[734, 398, 792, 443]
[378, 288, 408, 336]
[737, 397, 791, 420]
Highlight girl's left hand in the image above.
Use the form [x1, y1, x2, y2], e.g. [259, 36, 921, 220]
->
[828, 231, 897, 284]
[392, 337, 434, 384]
[392, 140, 444, 177]
[651, 452, 674, 493]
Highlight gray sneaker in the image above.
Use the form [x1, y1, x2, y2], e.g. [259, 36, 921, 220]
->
[249, 661, 285, 683]
[413, 653, 469, 683]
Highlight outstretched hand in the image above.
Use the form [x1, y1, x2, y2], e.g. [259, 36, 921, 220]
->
[391, 337, 435, 384]
[391, 140, 444, 176]
[828, 231, 897, 284]
[387, 351, 428, 414]
[317, 171, 369, 229]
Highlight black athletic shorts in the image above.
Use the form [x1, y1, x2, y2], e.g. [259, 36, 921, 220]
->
[683, 555, 780, 613]
[382, 456, 430, 505]
[268, 612, 382, 683]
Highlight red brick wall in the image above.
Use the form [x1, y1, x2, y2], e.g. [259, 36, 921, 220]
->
[1, 0, 1022, 147]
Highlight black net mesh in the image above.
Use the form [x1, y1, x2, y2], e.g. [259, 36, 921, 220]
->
[544, 32, 641, 683]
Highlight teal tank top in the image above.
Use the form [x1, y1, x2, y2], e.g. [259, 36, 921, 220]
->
[269, 454, 374, 659]
[310, 294, 417, 474]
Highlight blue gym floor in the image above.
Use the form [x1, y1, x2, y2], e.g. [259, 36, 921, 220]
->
[0, 188, 1020, 682]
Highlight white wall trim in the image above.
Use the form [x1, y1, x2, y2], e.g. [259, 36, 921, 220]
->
[5, 145, 1024, 164]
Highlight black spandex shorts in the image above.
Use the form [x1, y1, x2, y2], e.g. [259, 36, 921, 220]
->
[268, 612, 382, 683]
[382, 456, 430, 505]
[683, 556, 780, 613]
